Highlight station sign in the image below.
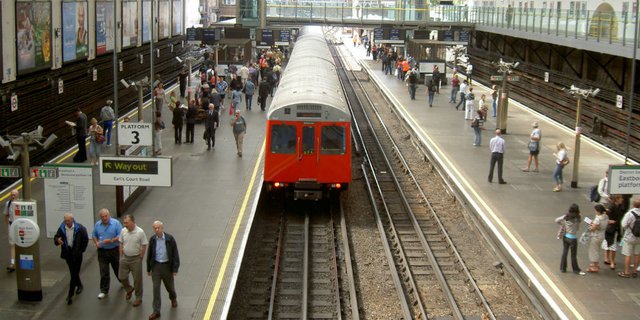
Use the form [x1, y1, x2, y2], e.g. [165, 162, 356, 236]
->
[118, 122, 153, 146]
[279, 29, 291, 42]
[100, 156, 172, 187]
[186, 27, 203, 42]
[30, 167, 58, 179]
[261, 29, 273, 45]
[11, 200, 37, 222]
[608, 165, 640, 194]
[0, 166, 21, 178]
[373, 28, 405, 43]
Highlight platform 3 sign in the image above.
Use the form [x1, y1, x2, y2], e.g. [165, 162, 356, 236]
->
[608, 165, 640, 194]
[100, 156, 172, 187]
[118, 122, 152, 146]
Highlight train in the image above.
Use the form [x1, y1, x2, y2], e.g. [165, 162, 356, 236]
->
[264, 26, 352, 201]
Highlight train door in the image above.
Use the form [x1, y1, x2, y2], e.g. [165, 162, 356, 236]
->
[299, 125, 318, 180]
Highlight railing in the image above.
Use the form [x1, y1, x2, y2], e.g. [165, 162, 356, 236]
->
[262, 1, 639, 48]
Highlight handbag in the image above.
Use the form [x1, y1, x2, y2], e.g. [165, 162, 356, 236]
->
[560, 158, 570, 167]
[95, 133, 106, 144]
[557, 224, 566, 240]
[579, 231, 591, 245]
[528, 141, 538, 152]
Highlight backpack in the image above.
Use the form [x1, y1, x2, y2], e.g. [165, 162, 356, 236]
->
[589, 185, 600, 203]
[632, 211, 640, 237]
[408, 72, 417, 83]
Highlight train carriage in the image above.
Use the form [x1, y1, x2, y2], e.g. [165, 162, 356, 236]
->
[265, 27, 352, 200]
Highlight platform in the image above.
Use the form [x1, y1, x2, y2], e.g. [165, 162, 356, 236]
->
[347, 43, 639, 320]
[0, 86, 267, 320]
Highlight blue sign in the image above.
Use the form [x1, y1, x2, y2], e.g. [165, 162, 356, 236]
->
[279, 29, 291, 42]
[390, 29, 401, 40]
[459, 30, 470, 43]
[439, 30, 454, 41]
[374, 28, 383, 41]
[20, 255, 34, 270]
[261, 29, 273, 45]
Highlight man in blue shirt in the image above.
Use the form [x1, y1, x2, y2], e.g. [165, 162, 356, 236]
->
[147, 221, 180, 320]
[92, 208, 123, 299]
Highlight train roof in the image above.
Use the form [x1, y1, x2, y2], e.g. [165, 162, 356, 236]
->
[267, 28, 350, 121]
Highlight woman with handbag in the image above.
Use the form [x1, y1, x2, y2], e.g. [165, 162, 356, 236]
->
[522, 122, 541, 172]
[88, 117, 104, 166]
[587, 204, 609, 272]
[552, 142, 569, 192]
[555, 204, 586, 275]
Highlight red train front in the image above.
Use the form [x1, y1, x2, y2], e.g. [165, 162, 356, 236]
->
[264, 27, 352, 200]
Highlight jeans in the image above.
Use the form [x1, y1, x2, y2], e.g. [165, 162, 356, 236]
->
[456, 93, 466, 110]
[473, 126, 481, 145]
[450, 87, 459, 102]
[98, 248, 120, 294]
[245, 94, 253, 110]
[428, 92, 435, 106]
[492, 99, 497, 117]
[552, 163, 564, 185]
[560, 236, 580, 272]
[409, 84, 416, 100]
[103, 120, 113, 145]
[488, 152, 504, 182]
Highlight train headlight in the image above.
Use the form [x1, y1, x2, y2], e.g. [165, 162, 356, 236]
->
[274, 182, 281, 188]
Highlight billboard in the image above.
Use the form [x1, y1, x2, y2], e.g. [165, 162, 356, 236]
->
[158, 1, 170, 39]
[96, 1, 115, 55]
[62, 2, 88, 62]
[172, 0, 182, 36]
[122, 1, 138, 48]
[16, 1, 52, 74]
[142, 0, 151, 43]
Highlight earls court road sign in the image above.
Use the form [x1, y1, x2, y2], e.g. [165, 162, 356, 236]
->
[99, 157, 172, 187]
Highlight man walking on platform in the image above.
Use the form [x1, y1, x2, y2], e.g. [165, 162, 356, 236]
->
[93, 208, 123, 299]
[119, 214, 148, 307]
[231, 110, 247, 157]
[488, 129, 507, 184]
[4, 190, 18, 272]
[204, 103, 219, 150]
[54, 213, 89, 305]
[100, 100, 116, 147]
[456, 80, 468, 111]
[258, 78, 270, 111]
[147, 221, 180, 320]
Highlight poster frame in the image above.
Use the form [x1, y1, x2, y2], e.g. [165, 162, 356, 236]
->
[158, 0, 170, 40]
[95, 0, 116, 56]
[16, 0, 53, 75]
[61, 0, 89, 64]
[121, 0, 139, 49]
[171, 0, 182, 36]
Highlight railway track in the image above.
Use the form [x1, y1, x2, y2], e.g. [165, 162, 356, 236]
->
[333, 44, 496, 319]
[230, 200, 359, 320]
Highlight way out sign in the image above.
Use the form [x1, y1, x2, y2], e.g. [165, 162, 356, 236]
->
[118, 122, 152, 146]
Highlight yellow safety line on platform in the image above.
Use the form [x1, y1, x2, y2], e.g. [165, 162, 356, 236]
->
[202, 140, 266, 320]
[365, 65, 583, 320]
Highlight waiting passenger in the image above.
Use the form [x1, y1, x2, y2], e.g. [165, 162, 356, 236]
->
[587, 204, 609, 273]
[522, 122, 541, 172]
[555, 204, 586, 275]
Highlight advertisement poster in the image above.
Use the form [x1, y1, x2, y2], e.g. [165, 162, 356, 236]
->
[16, 1, 51, 73]
[122, 1, 138, 48]
[142, 0, 151, 43]
[172, 0, 182, 36]
[96, 1, 115, 55]
[62, 2, 88, 62]
[158, 1, 170, 39]
[44, 165, 94, 238]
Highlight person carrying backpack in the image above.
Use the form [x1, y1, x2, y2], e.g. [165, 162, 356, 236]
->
[405, 69, 418, 100]
[618, 198, 640, 278]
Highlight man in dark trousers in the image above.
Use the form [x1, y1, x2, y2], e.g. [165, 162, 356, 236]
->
[146, 221, 180, 320]
[54, 212, 89, 305]
[185, 100, 198, 144]
[69, 108, 88, 162]
[204, 103, 219, 150]
[172, 101, 185, 144]
[488, 129, 507, 184]
[177, 67, 188, 98]
[258, 78, 270, 111]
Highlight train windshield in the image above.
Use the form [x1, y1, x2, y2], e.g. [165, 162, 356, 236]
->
[270, 125, 296, 154]
[321, 126, 346, 155]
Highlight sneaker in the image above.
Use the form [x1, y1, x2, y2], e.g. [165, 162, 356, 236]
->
[98, 292, 106, 299]
[577, 271, 586, 276]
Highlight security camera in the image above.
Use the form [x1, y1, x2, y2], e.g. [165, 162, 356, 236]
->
[42, 134, 57, 150]
[7, 147, 20, 161]
[120, 79, 131, 88]
[0, 135, 9, 148]
[514, 62, 520, 68]
[175, 57, 183, 63]
[592, 88, 600, 96]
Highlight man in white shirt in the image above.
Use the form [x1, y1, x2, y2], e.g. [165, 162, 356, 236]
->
[119, 214, 148, 307]
[456, 80, 468, 110]
[488, 129, 507, 184]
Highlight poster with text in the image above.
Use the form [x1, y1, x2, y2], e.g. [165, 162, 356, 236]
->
[44, 165, 95, 238]
[172, 0, 182, 36]
[62, 2, 88, 63]
[16, 1, 51, 73]
[142, 0, 151, 43]
[158, 1, 170, 39]
[96, 1, 115, 55]
[122, 1, 138, 48]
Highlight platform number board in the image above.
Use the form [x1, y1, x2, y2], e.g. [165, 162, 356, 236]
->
[118, 122, 153, 146]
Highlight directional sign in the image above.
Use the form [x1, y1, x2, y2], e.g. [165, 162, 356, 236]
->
[0, 166, 21, 178]
[490, 75, 520, 81]
[100, 156, 172, 187]
[118, 122, 153, 146]
[608, 165, 640, 194]
[30, 167, 58, 179]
